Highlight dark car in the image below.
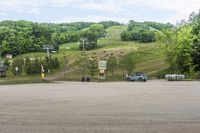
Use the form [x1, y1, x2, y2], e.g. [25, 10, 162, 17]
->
[126, 72, 148, 82]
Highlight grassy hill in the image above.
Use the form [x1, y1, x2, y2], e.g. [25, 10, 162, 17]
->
[0, 26, 168, 83]
[105, 25, 127, 40]
[49, 38, 168, 80]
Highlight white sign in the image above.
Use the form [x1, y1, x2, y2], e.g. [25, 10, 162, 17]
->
[100, 69, 105, 74]
[15, 67, 19, 71]
[98, 61, 107, 70]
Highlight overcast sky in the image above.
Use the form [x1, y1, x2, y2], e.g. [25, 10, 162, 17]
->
[0, 0, 199, 24]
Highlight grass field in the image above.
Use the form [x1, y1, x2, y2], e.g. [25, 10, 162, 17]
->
[0, 76, 51, 85]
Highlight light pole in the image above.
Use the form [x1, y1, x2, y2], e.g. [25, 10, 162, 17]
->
[63, 53, 68, 80]
[0, 45, 3, 68]
[0, 45, 1, 62]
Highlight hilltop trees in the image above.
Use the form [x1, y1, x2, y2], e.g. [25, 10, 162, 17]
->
[99, 21, 121, 28]
[121, 20, 174, 43]
[0, 21, 97, 57]
[79, 24, 106, 50]
[0, 21, 56, 56]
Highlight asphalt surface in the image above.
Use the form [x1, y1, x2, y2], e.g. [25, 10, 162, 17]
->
[0, 80, 200, 133]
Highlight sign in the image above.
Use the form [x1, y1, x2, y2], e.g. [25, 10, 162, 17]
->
[41, 65, 45, 73]
[5, 54, 12, 59]
[98, 61, 107, 70]
[100, 69, 105, 74]
[41, 65, 45, 79]
[15, 67, 19, 71]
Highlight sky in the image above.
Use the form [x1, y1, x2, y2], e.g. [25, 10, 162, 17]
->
[0, 0, 199, 24]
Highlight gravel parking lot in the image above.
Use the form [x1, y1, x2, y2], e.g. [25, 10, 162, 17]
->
[0, 80, 200, 133]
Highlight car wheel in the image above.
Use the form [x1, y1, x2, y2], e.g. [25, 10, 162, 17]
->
[139, 78, 143, 82]
[143, 79, 146, 82]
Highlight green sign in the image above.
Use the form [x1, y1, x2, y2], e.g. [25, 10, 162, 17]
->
[98, 61, 107, 70]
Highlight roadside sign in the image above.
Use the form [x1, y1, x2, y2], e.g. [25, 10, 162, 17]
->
[15, 67, 19, 71]
[100, 69, 105, 74]
[98, 61, 107, 70]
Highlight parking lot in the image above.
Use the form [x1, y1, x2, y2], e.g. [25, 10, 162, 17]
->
[0, 80, 200, 133]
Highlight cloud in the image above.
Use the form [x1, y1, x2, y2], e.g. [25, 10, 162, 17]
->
[53, 15, 130, 23]
[49, 0, 200, 23]
[0, 12, 7, 17]
[49, 0, 80, 6]
[0, 0, 200, 23]
[49, 0, 122, 13]
[30, 8, 41, 15]
[0, 0, 44, 15]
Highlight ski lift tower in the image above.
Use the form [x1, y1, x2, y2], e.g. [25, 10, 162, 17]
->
[43, 45, 54, 57]
[43, 45, 54, 73]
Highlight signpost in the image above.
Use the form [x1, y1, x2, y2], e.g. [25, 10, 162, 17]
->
[15, 67, 19, 76]
[41, 65, 45, 79]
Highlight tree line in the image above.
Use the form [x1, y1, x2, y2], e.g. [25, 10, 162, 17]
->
[0, 20, 121, 57]
[5, 56, 60, 76]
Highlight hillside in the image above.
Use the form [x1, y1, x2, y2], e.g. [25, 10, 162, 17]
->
[0, 25, 168, 82]
[56, 41, 167, 80]
[44, 26, 168, 81]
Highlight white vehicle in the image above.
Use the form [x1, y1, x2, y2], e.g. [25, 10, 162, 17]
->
[165, 74, 185, 81]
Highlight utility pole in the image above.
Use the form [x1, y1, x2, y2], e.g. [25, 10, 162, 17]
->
[63, 53, 68, 80]
[0, 46, 2, 68]
[0, 45, 1, 62]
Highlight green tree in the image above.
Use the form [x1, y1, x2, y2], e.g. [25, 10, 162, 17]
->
[12, 57, 24, 76]
[87, 52, 98, 77]
[77, 52, 88, 77]
[120, 52, 136, 75]
[191, 11, 200, 72]
[3, 59, 10, 69]
[156, 25, 194, 74]
[107, 53, 117, 77]
[24, 57, 33, 75]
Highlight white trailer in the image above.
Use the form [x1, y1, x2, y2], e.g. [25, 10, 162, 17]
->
[165, 74, 185, 81]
